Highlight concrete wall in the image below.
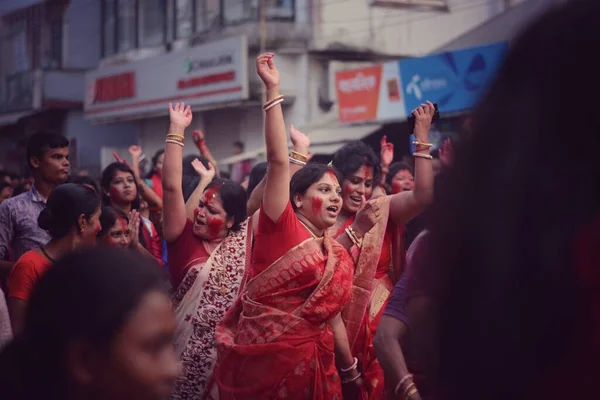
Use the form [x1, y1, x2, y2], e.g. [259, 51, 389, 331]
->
[65, 0, 102, 69]
[312, 0, 509, 56]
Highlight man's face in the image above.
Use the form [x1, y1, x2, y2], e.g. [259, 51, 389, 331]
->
[233, 145, 243, 155]
[31, 147, 70, 184]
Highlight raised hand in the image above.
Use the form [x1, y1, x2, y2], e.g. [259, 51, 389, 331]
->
[351, 197, 381, 238]
[169, 102, 192, 129]
[380, 135, 394, 168]
[256, 53, 280, 89]
[128, 145, 143, 160]
[192, 130, 205, 143]
[290, 124, 310, 154]
[412, 101, 435, 140]
[112, 151, 129, 166]
[438, 138, 454, 168]
[191, 159, 215, 181]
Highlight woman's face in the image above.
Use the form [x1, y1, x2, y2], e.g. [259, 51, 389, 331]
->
[107, 170, 138, 204]
[295, 171, 342, 229]
[83, 290, 180, 400]
[391, 169, 414, 194]
[81, 208, 102, 244]
[341, 164, 375, 214]
[193, 186, 233, 241]
[154, 154, 164, 176]
[102, 216, 130, 248]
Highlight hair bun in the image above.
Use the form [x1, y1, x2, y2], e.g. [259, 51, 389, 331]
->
[37, 208, 53, 231]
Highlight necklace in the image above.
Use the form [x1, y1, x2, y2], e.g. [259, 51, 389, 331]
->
[298, 220, 321, 239]
[40, 247, 56, 263]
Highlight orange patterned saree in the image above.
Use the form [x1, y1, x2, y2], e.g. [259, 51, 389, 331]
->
[212, 234, 354, 400]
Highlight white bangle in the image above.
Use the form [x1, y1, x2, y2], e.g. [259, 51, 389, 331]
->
[412, 152, 432, 160]
[166, 139, 184, 147]
[264, 98, 284, 112]
[394, 374, 414, 396]
[341, 357, 358, 373]
[289, 157, 306, 166]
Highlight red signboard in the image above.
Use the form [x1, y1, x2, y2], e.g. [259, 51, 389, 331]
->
[93, 72, 136, 103]
[177, 71, 236, 90]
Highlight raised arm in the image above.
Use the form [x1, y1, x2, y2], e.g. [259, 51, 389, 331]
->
[388, 102, 435, 225]
[246, 124, 310, 216]
[192, 130, 221, 178]
[258, 54, 289, 222]
[162, 102, 193, 242]
[185, 159, 216, 221]
[128, 145, 163, 209]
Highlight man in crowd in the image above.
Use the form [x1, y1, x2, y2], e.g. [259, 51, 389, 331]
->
[0, 133, 70, 276]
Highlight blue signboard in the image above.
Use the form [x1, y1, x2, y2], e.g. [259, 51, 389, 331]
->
[399, 42, 508, 114]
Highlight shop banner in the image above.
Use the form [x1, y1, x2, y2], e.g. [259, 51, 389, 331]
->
[84, 36, 249, 121]
[399, 42, 508, 114]
[335, 62, 407, 124]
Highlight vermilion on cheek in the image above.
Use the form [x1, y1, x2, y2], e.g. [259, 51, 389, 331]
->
[343, 183, 353, 198]
[109, 186, 122, 200]
[311, 197, 323, 214]
[391, 181, 404, 194]
[207, 216, 224, 236]
[193, 208, 199, 219]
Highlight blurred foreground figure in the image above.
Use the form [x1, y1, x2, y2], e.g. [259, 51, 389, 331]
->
[0, 248, 180, 400]
[427, 1, 600, 400]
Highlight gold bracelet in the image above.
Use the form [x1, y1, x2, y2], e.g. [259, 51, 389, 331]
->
[403, 387, 419, 400]
[412, 141, 433, 148]
[165, 139, 184, 147]
[166, 134, 185, 143]
[290, 150, 308, 162]
[262, 94, 284, 110]
[412, 152, 433, 160]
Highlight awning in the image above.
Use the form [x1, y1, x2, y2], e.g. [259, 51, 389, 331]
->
[0, 111, 35, 127]
[435, 0, 550, 52]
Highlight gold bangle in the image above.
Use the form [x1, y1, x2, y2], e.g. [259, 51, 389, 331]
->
[290, 150, 308, 162]
[412, 152, 433, 160]
[403, 387, 419, 400]
[166, 134, 185, 142]
[412, 141, 433, 148]
[262, 94, 284, 110]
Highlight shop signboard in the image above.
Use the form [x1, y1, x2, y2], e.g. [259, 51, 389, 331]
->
[84, 36, 249, 121]
[399, 42, 508, 114]
[335, 62, 407, 124]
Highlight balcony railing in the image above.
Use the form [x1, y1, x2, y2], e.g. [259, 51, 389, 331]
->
[0, 71, 35, 113]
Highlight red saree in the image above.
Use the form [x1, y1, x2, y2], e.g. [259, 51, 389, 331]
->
[336, 196, 406, 399]
[212, 233, 354, 399]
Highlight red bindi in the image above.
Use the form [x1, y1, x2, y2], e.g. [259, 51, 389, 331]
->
[204, 185, 221, 206]
[311, 197, 323, 214]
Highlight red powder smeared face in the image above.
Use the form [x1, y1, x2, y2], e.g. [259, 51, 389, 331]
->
[108, 170, 137, 204]
[193, 185, 230, 240]
[341, 165, 374, 215]
[391, 169, 414, 194]
[104, 217, 129, 248]
[311, 197, 323, 214]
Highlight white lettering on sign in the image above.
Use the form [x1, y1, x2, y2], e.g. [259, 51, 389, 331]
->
[338, 73, 376, 94]
[420, 78, 447, 91]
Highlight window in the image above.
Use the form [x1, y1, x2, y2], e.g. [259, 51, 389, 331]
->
[195, 0, 220, 32]
[9, 18, 28, 73]
[44, 4, 65, 69]
[175, 0, 193, 39]
[103, 0, 116, 56]
[139, 0, 166, 47]
[265, 0, 294, 20]
[117, 0, 136, 52]
[222, 0, 256, 25]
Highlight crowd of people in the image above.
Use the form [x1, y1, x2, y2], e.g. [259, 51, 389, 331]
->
[0, 1, 599, 399]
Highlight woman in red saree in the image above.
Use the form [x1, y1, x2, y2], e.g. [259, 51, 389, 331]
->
[212, 53, 374, 400]
[162, 102, 250, 400]
[330, 105, 436, 399]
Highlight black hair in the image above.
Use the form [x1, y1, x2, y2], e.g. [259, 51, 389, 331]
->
[0, 181, 12, 194]
[331, 141, 382, 185]
[38, 183, 100, 240]
[26, 132, 69, 170]
[11, 184, 28, 197]
[429, 2, 600, 399]
[67, 175, 99, 194]
[98, 206, 129, 239]
[233, 141, 244, 150]
[0, 248, 168, 399]
[145, 149, 165, 179]
[385, 162, 413, 187]
[205, 178, 247, 232]
[290, 164, 342, 211]
[100, 162, 141, 210]
[247, 161, 268, 196]
[182, 154, 209, 177]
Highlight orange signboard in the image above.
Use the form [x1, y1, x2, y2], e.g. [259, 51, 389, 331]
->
[335, 66, 382, 123]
